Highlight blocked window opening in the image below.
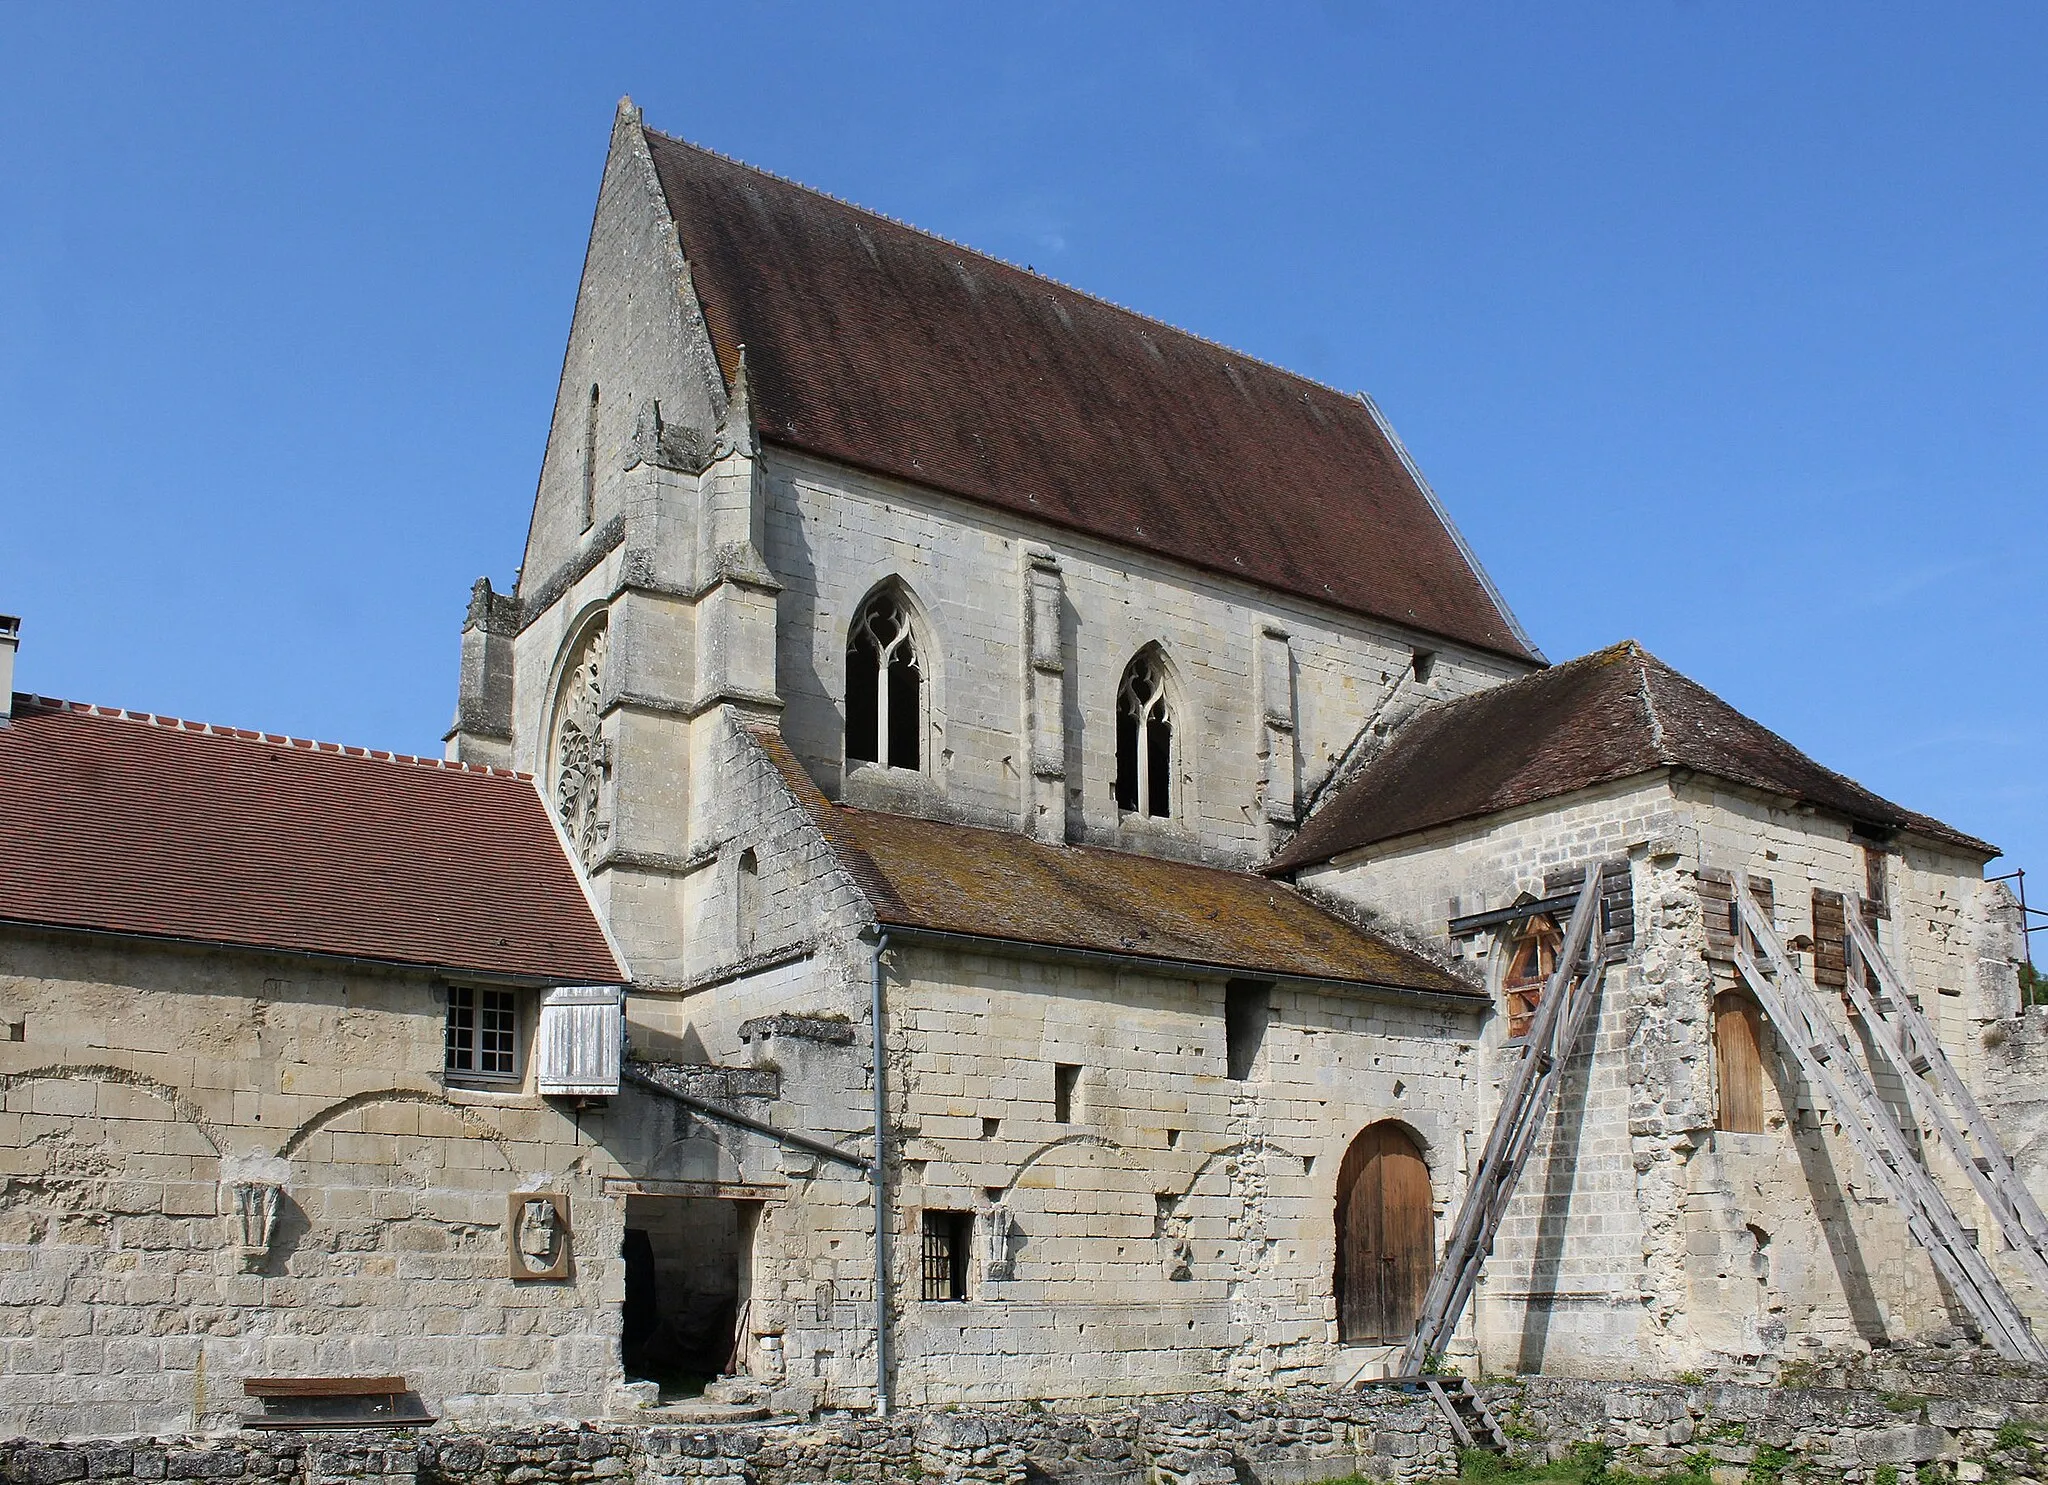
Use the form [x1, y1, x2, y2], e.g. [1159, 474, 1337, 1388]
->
[1714, 991, 1767, 1134]
[445, 985, 520, 1079]
[623, 1195, 761, 1397]
[1053, 1063, 1081, 1124]
[1114, 649, 1173, 818]
[846, 590, 922, 770]
[1225, 980, 1271, 1081]
[921, 1210, 972, 1301]
[1501, 915, 1562, 1040]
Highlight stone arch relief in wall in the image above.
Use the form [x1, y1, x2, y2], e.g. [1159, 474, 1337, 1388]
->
[551, 614, 610, 866]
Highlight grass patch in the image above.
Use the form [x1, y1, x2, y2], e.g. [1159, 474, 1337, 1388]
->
[1430, 1442, 1717, 1483]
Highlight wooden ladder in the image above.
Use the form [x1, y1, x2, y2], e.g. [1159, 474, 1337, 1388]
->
[1730, 876, 2046, 1362]
[1385, 865, 1615, 1403]
[1839, 906, 2048, 1302]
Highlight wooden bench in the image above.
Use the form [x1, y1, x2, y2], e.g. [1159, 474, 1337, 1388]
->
[241, 1377, 431, 1429]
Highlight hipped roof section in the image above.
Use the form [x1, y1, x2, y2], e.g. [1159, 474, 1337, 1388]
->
[1270, 641, 1996, 872]
[641, 125, 1538, 665]
[749, 729, 1476, 997]
[0, 696, 627, 984]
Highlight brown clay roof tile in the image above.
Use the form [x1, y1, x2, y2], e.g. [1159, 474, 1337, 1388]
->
[0, 696, 626, 983]
[748, 729, 1474, 996]
[643, 130, 1538, 664]
[1269, 642, 1995, 870]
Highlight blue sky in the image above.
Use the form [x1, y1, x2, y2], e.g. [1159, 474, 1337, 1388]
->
[3, 4, 2043, 887]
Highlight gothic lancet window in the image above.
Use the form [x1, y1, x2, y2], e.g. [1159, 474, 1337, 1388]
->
[551, 618, 608, 866]
[846, 589, 922, 771]
[1115, 649, 1173, 818]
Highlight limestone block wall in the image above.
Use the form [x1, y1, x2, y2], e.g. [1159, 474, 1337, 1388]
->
[760, 447, 1528, 868]
[516, 107, 725, 604]
[1296, 774, 2008, 1375]
[1678, 779, 2009, 1060]
[0, 932, 629, 1439]
[878, 940, 1483, 1405]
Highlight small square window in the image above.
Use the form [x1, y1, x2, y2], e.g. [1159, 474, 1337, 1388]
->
[921, 1210, 971, 1301]
[446, 985, 521, 1079]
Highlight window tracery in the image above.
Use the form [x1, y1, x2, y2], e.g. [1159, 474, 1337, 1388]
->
[1115, 649, 1173, 818]
[551, 620, 608, 866]
[846, 589, 922, 771]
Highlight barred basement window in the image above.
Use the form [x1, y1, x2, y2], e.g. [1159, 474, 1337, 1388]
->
[1115, 648, 1173, 818]
[921, 1210, 971, 1301]
[846, 589, 922, 771]
[446, 985, 520, 1079]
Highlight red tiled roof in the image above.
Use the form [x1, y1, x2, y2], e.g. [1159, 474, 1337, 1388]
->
[749, 729, 1474, 997]
[1269, 642, 1996, 871]
[644, 130, 1539, 664]
[0, 696, 626, 983]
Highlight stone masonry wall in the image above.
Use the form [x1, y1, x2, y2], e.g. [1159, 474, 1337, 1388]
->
[883, 940, 1483, 1405]
[762, 446, 1528, 870]
[1485, 1356, 2048, 1483]
[0, 929, 780, 1439]
[1298, 774, 2009, 1377]
[0, 1388, 1457, 1485]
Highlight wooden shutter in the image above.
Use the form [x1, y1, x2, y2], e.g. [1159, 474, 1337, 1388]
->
[1715, 992, 1767, 1133]
[1813, 889, 1848, 989]
[1700, 869, 1736, 959]
[1544, 861, 1635, 950]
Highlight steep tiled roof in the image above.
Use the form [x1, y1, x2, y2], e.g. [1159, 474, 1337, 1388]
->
[750, 730, 1474, 996]
[643, 129, 1538, 664]
[1270, 642, 1995, 870]
[0, 696, 626, 983]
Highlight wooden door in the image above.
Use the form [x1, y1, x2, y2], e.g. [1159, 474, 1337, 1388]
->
[1335, 1122, 1435, 1345]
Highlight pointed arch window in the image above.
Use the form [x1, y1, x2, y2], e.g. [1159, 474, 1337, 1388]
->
[846, 589, 922, 771]
[1501, 913, 1562, 1040]
[1115, 649, 1173, 819]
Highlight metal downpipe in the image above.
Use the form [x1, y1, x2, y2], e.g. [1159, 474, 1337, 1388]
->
[870, 930, 891, 1417]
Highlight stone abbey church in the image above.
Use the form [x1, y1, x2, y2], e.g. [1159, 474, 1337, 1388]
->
[1, 99, 2040, 1440]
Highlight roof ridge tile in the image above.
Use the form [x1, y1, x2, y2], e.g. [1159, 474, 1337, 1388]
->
[10, 693, 530, 780]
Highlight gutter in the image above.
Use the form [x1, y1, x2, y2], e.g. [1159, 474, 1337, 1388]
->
[870, 930, 892, 1417]
[0, 916, 626, 989]
[876, 925, 1484, 1011]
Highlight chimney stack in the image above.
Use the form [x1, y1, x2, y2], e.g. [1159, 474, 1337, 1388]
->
[0, 615, 18, 725]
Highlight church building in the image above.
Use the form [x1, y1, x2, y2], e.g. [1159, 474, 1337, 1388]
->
[0, 100, 2034, 1437]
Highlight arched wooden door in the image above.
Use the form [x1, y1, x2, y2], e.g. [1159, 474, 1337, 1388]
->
[1335, 1121, 1435, 1345]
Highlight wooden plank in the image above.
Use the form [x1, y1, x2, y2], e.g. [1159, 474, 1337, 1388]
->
[244, 1377, 405, 1399]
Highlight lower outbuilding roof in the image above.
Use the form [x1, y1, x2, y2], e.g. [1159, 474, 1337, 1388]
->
[751, 729, 1475, 997]
[1269, 641, 1995, 872]
[0, 695, 627, 984]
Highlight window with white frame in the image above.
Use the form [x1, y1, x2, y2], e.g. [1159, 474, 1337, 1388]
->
[445, 985, 521, 1079]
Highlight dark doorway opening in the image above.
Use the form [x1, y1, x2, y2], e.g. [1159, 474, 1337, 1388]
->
[621, 1195, 761, 1397]
[1334, 1121, 1434, 1346]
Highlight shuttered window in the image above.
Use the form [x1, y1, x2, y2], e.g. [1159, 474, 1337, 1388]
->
[1502, 915, 1562, 1040]
[1715, 991, 1767, 1133]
